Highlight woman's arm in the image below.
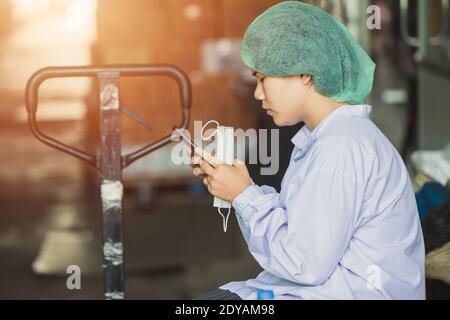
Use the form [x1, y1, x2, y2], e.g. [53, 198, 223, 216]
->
[232, 168, 364, 286]
[191, 140, 365, 286]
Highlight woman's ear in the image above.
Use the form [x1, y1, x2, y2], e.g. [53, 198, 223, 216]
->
[300, 74, 313, 86]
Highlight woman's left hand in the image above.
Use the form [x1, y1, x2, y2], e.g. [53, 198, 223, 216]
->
[192, 148, 252, 202]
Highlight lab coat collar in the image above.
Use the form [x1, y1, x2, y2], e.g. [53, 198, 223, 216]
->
[291, 105, 372, 160]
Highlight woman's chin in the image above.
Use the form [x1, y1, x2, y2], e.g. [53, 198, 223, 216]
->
[273, 116, 300, 127]
[268, 111, 295, 127]
[272, 117, 286, 127]
[271, 115, 287, 127]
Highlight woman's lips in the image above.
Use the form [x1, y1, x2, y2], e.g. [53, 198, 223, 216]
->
[262, 104, 274, 116]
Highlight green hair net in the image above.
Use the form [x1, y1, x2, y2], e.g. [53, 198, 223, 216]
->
[241, 1, 376, 104]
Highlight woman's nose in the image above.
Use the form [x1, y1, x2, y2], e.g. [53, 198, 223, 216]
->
[254, 81, 266, 101]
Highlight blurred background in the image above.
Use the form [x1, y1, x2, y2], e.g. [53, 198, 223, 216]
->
[0, 0, 449, 299]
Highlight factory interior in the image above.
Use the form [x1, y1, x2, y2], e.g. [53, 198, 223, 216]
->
[0, 0, 449, 300]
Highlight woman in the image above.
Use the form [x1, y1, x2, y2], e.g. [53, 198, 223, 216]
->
[192, 1, 425, 300]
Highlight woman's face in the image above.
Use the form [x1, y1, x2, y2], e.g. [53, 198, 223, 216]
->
[252, 71, 313, 126]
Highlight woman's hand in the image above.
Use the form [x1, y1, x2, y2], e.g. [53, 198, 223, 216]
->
[191, 148, 252, 202]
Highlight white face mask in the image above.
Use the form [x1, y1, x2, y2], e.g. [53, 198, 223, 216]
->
[201, 120, 235, 232]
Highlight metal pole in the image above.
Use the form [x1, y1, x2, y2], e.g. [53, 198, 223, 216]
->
[418, 0, 430, 60]
[98, 71, 125, 300]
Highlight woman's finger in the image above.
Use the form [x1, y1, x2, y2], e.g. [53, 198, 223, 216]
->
[200, 161, 215, 176]
[233, 158, 245, 167]
[191, 155, 202, 165]
[193, 167, 206, 176]
[195, 147, 222, 166]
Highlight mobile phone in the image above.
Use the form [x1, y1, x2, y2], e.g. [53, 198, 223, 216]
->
[173, 126, 214, 167]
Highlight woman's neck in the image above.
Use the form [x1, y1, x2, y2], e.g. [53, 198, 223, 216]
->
[303, 98, 349, 131]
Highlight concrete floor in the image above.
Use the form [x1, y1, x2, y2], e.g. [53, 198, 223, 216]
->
[0, 122, 261, 299]
[1, 120, 448, 300]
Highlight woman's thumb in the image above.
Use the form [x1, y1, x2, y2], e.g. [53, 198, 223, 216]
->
[233, 158, 246, 168]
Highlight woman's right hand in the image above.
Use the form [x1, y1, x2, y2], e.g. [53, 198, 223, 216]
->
[189, 149, 206, 178]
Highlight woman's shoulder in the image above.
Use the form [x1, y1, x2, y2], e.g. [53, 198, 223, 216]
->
[316, 114, 393, 159]
[310, 116, 406, 185]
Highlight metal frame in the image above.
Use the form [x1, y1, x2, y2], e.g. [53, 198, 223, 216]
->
[400, 0, 449, 59]
[25, 64, 191, 299]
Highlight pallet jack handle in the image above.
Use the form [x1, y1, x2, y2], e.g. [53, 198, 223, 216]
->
[25, 64, 191, 168]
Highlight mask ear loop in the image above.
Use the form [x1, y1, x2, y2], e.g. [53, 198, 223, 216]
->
[218, 207, 231, 232]
[201, 120, 231, 233]
[201, 120, 220, 141]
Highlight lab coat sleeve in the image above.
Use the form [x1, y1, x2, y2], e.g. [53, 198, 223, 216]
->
[232, 164, 364, 286]
[233, 183, 279, 244]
